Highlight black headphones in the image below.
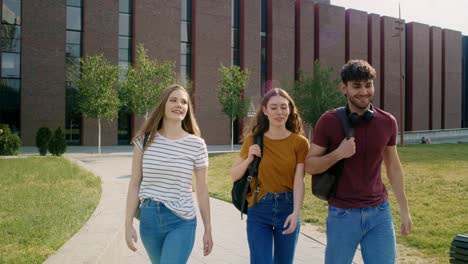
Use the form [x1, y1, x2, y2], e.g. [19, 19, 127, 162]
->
[345, 104, 374, 126]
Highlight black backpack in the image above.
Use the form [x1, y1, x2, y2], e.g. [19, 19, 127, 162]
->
[231, 134, 263, 219]
[311, 107, 354, 200]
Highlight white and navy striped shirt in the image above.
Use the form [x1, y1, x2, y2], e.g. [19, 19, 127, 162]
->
[133, 132, 208, 220]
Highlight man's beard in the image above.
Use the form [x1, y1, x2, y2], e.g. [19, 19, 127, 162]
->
[348, 96, 372, 110]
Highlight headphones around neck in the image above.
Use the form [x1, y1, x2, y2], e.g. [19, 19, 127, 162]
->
[345, 104, 374, 126]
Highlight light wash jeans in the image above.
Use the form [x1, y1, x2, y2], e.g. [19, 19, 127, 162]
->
[325, 200, 396, 264]
[139, 199, 196, 264]
[247, 192, 301, 264]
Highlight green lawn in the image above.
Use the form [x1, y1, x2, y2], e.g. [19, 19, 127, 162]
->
[207, 144, 468, 263]
[0, 157, 101, 264]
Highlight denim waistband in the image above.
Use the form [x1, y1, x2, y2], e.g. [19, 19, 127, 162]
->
[329, 200, 389, 211]
[262, 192, 293, 201]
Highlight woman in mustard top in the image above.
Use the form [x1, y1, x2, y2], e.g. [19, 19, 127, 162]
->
[230, 88, 309, 264]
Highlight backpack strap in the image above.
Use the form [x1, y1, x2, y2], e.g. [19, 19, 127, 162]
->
[251, 134, 263, 206]
[336, 107, 354, 138]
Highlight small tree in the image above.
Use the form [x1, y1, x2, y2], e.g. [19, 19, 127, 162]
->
[119, 43, 176, 119]
[77, 54, 120, 154]
[290, 61, 345, 140]
[36, 127, 52, 156]
[48, 127, 67, 156]
[0, 124, 21, 156]
[217, 65, 250, 151]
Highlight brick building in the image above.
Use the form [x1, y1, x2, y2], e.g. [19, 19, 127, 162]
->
[0, 0, 466, 146]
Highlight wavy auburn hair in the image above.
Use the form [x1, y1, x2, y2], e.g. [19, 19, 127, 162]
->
[246, 88, 304, 137]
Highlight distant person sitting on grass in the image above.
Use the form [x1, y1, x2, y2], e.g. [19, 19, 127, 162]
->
[124, 84, 213, 263]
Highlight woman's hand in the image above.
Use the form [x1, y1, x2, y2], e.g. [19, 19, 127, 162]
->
[125, 224, 138, 252]
[282, 212, 299, 235]
[203, 230, 213, 256]
[247, 144, 262, 162]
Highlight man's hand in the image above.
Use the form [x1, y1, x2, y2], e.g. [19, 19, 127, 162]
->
[400, 211, 413, 236]
[336, 137, 356, 159]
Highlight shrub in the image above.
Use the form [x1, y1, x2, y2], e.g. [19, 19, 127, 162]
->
[36, 127, 52, 156]
[0, 124, 21, 156]
[48, 127, 67, 156]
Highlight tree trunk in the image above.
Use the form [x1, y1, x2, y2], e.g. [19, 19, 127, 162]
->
[231, 119, 234, 152]
[98, 118, 101, 154]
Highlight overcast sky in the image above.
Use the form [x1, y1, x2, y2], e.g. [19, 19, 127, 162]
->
[331, 0, 468, 36]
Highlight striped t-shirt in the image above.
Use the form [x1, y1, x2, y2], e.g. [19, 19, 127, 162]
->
[133, 132, 208, 220]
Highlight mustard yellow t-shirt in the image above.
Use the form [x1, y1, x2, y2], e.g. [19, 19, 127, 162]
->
[239, 133, 309, 206]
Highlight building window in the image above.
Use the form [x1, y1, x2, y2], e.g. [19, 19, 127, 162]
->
[0, 0, 21, 134]
[232, 0, 240, 66]
[118, 0, 133, 145]
[66, 0, 83, 145]
[180, 0, 192, 86]
[2, 0, 21, 25]
[260, 0, 268, 95]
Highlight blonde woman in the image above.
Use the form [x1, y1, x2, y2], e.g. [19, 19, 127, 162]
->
[125, 84, 213, 263]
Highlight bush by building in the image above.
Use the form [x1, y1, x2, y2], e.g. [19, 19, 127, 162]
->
[48, 127, 67, 156]
[35, 127, 52, 156]
[0, 124, 21, 156]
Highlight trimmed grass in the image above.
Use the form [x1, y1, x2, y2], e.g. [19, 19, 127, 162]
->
[0, 157, 101, 264]
[207, 144, 468, 263]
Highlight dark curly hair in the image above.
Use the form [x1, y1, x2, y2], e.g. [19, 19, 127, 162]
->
[340, 60, 376, 84]
[246, 88, 304, 137]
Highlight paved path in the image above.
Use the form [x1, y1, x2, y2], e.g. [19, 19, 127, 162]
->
[44, 153, 363, 264]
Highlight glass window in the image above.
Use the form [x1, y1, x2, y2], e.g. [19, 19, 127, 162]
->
[181, 43, 191, 55]
[180, 54, 191, 67]
[232, 48, 239, 66]
[0, 78, 20, 132]
[66, 43, 81, 58]
[181, 21, 191, 43]
[0, 38, 20, 52]
[119, 0, 132, 14]
[181, 0, 192, 22]
[67, 0, 82, 7]
[232, 0, 240, 28]
[66, 6, 82, 31]
[119, 36, 131, 49]
[119, 48, 131, 62]
[66, 30, 81, 44]
[1, 53, 20, 78]
[261, 0, 267, 33]
[2, 0, 21, 25]
[119, 13, 131, 36]
[232, 28, 239, 48]
[0, 24, 21, 39]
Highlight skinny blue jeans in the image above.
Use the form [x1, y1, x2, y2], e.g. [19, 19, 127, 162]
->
[139, 199, 197, 264]
[247, 192, 301, 264]
[325, 200, 396, 264]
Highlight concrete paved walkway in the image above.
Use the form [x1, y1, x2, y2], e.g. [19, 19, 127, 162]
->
[43, 151, 363, 264]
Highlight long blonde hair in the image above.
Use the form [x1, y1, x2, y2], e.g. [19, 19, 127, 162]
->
[134, 84, 200, 146]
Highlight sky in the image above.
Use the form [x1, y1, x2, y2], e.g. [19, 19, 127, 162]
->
[331, 0, 468, 36]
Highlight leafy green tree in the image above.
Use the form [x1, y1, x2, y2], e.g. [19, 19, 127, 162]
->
[217, 65, 250, 151]
[77, 54, 120, 154]
[119, 43, 176, 119]
[48, 127, 67, 156]
[290, 61, 345, 139]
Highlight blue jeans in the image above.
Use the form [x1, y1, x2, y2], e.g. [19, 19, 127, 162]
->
[139, 199, 197, 264]
[247, 192, 301, 264]
[325, 200, 396, 264]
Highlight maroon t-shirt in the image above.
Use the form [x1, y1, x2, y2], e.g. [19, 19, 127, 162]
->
[312, 106, 397, 208]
